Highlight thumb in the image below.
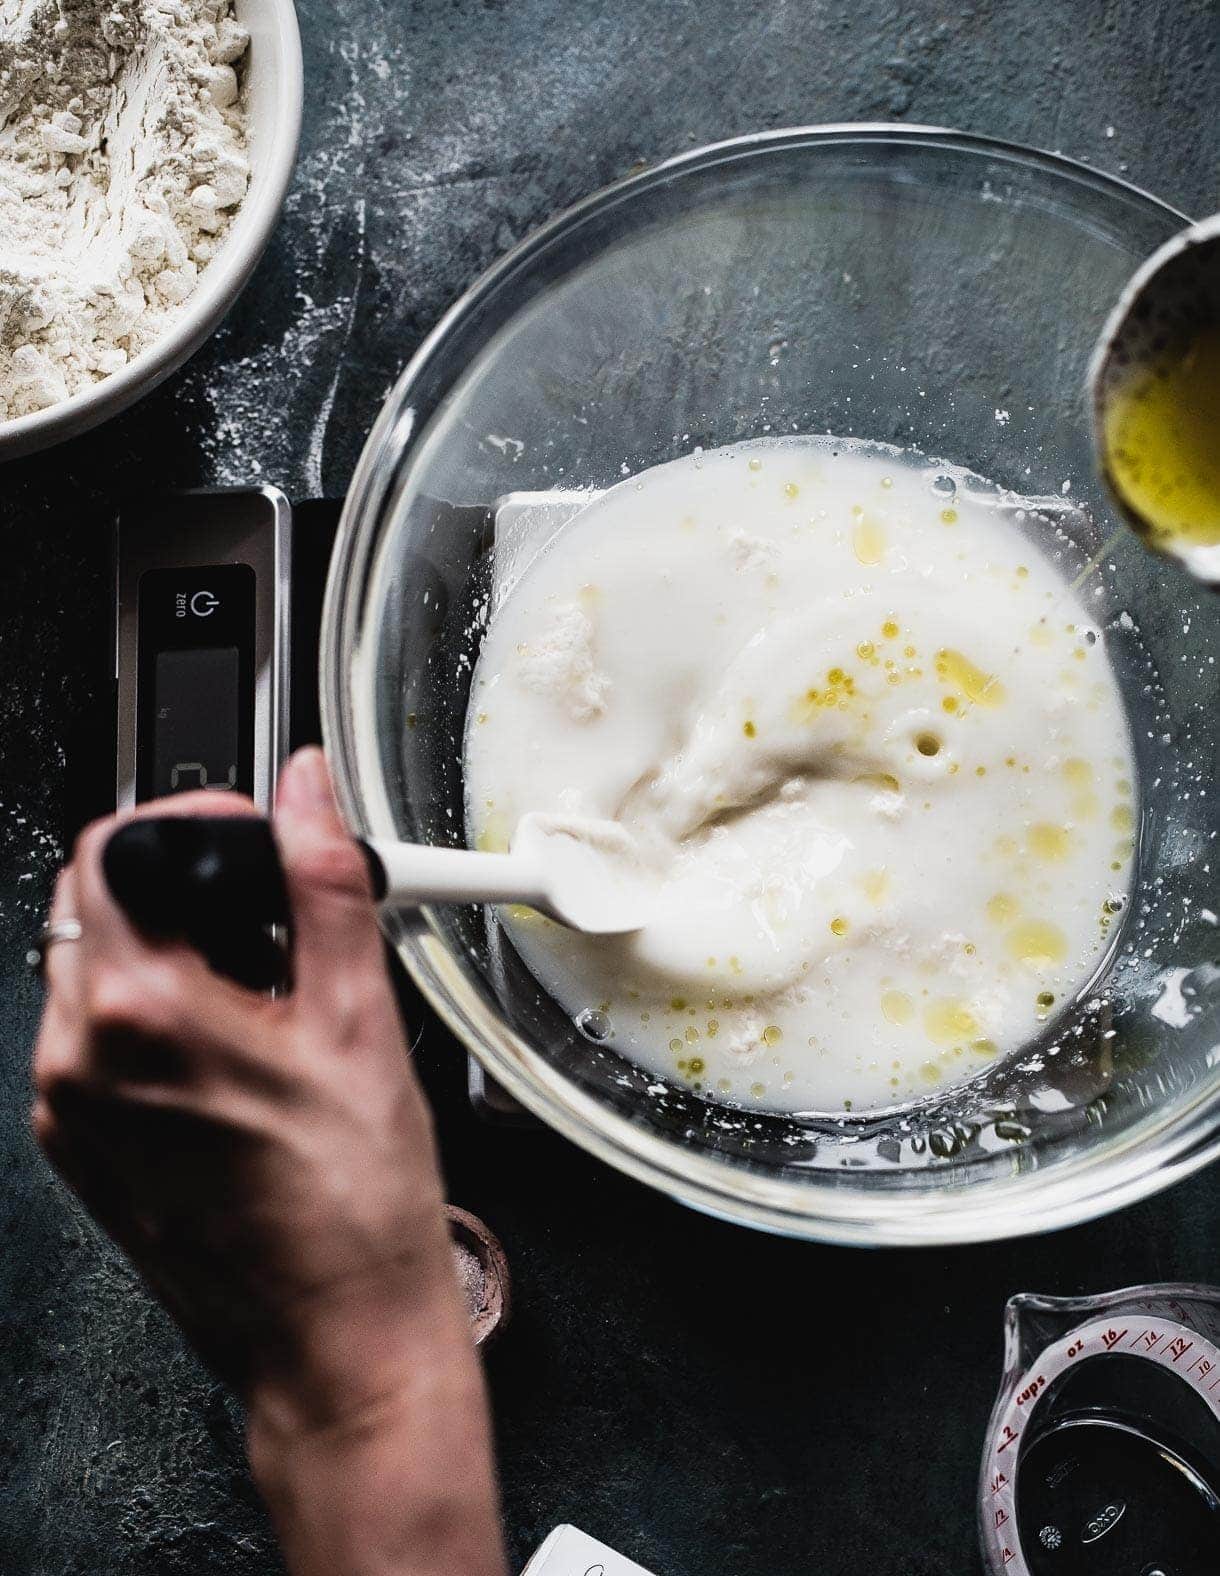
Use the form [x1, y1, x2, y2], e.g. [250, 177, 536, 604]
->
[274, 749, 385, 1008]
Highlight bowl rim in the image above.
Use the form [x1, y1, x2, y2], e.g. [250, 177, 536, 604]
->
[0, 0, 304, 463]
[322, 123, 1217, 1246]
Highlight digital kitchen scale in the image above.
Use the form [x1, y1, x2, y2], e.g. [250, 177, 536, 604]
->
[115, 488, 291, 808]
[117, 487, 300, 814]
[113, 485, 527, 1119]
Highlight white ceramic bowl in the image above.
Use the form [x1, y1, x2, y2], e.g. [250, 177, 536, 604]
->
[0, 0, 303, 463]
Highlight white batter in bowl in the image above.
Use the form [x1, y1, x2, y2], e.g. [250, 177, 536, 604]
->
[465, 438, 1136, 1115]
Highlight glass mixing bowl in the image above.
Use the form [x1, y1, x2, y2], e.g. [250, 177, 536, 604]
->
[322, 126, 1220, 1245]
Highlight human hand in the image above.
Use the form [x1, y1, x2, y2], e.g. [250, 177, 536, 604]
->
[33, 747, 505, 1575]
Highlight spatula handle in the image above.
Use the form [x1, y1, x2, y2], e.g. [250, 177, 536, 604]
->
[102, 818, 544, 989]
[363, 838, 545, 911]
[103, 817, 292, 990]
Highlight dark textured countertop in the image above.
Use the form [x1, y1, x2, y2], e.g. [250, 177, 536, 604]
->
[1, 3, 1217, 1572]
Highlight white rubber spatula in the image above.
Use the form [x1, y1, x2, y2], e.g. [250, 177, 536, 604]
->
[363, 812, 654, 936]
[102, 813, 652, 997]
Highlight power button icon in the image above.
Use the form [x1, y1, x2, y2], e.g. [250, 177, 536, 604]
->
[190, 590, 219, 618]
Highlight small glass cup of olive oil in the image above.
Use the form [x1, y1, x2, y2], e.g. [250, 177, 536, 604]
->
[1092, 214, 1220, 585]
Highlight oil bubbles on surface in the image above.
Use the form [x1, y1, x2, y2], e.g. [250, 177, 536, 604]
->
[576, 1007, 613, 1042]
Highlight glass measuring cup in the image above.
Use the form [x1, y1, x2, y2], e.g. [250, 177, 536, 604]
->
[980, 1283, 1220, 1573]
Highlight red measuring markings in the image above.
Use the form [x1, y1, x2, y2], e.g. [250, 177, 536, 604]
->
[984, 1308, 1220, 1574]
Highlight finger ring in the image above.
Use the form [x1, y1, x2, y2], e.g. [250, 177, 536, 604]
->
[27, 918, 84, 977]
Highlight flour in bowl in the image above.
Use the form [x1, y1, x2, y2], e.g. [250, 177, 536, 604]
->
[0, 0, 251, 422]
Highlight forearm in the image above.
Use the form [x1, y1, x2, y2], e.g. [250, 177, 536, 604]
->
[248, 1296, 508, 1576]
[35, 757, 509, 1574]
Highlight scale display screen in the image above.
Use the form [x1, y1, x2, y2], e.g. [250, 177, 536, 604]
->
[152, 647, 241, 795]
[136, 564, 257, 801]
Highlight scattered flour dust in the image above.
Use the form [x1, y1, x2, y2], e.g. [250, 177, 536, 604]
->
[0, 0, 251, 422]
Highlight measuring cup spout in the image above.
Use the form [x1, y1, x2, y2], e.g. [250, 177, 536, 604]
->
[1000, 1293, 1078, 1385]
